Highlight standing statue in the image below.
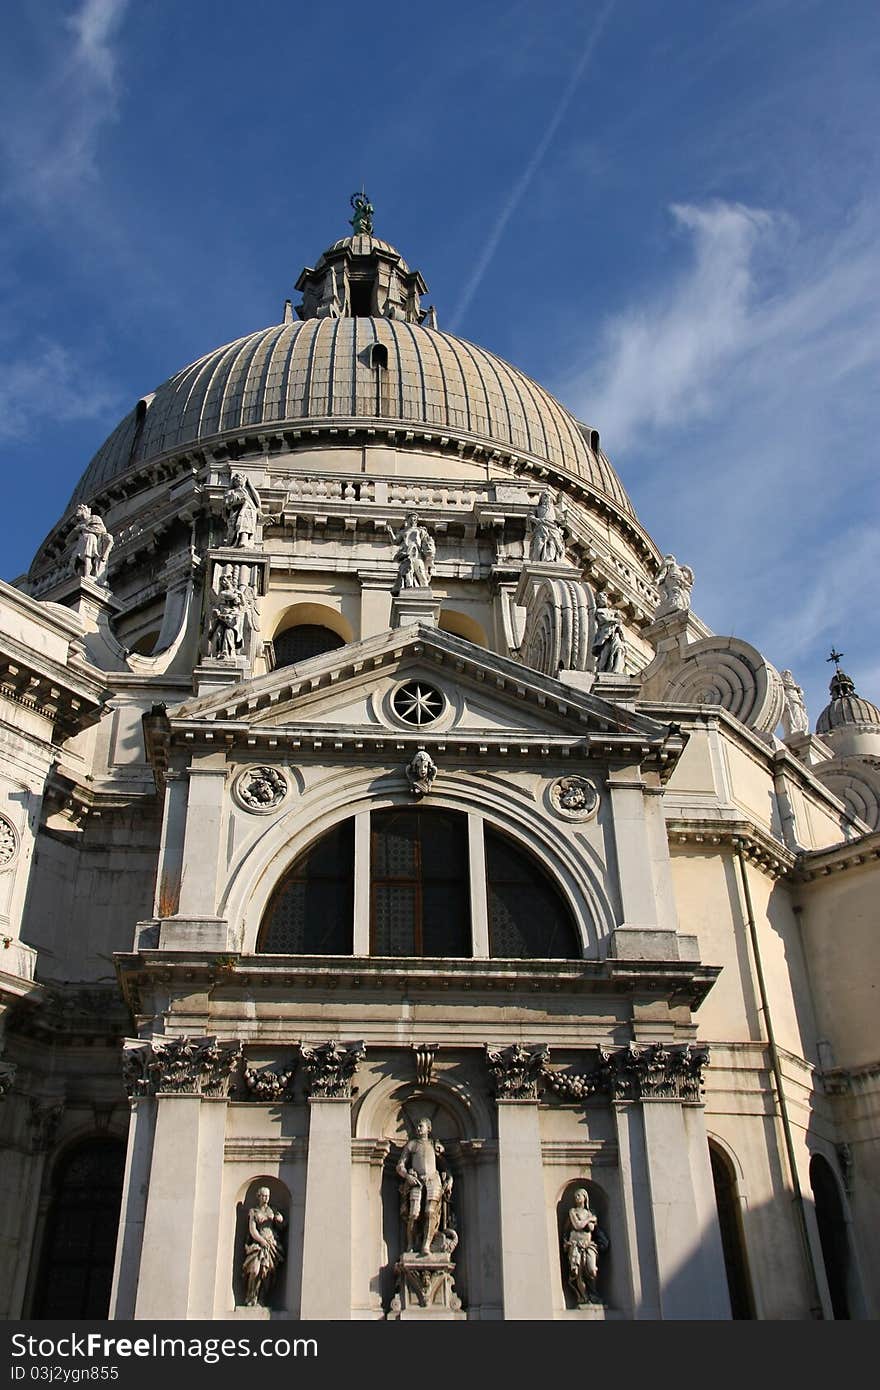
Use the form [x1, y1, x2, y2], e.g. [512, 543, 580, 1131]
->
[387, 513, 436, 591]
[781, 670, 809, 738]
[72, 505, 114, 584]
[592, 592, 626, 673]
[396, 1117, 454, 1256]
[241, 1186, 285, 1308]
[562, 1188, 609, 1305]
[207, 575, 258, 659]
[349, 190, 374, 235]
[225, 473, 261, 548]
[655, 555, 694, 619]
[527, 490, 567, 563]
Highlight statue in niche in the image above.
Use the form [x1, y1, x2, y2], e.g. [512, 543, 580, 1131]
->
[781, 670, 809, 738]
[592, 592, 626, 673]
[387, 512, 435, 591]
[225, 473, 261, 548]
[241, 1186, 285, 1307]
[527, 490, 567, 563]
[655, 554, 694, 619]
[208, 574, 258, 659]
[396, 1117, 454, 1256]
[562, 1188, 609, 1306]
[72, 504, 114, 584]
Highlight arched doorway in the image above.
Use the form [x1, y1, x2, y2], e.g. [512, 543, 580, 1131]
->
[809, 1154, 851, 1319]
[709, 1141, 755, 1319]
[32, 1137, 125, 1319]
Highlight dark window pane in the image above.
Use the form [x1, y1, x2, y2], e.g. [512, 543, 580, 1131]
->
[486, 828, 580, 959]
[370, 809, 470, 957]
[33, 1139, 125, 1320]
[259, 820, 354, 953]
[273, 624, 344, 669]
[373, 883, 418, 955]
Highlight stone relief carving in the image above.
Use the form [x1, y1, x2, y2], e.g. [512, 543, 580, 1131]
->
[28, 1099, 65, 1152]
[549, 776, 599, 822]
[0, 815, 18, 867]
[71, 505, 114, 584]
[406, 750, 437, 798]
[781, 670, 810, 738]
[592, 592, 626, 673]
[540, 1042, 709, 1104]
[225, 473, 261, 549]
[0, 1059, 17, 1099]
[207, 574, 259, 660]
[527, 490, 567, 563]
[519, 575, 592, 675]
[122, 1036, 243, 1098]
[241, 1186, 285, 1307]
[243, 1064, 296, 1102]
[300, 1040, 365, 1098]
[486, 1043, 550, 1100]
[562, 1188, 609, 1306]
[387, 512, 435, 591]
[234, 766, 288, 814]
[647, 637, 785, 734]
[413, 1043, 439, 1087]
[655, 555, 694, 619]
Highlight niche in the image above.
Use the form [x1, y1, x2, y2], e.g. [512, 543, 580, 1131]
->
[232, 1176, 290, 1312]
[556, 1178, 611, 1310]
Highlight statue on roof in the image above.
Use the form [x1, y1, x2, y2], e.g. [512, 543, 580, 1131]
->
[71, 504, 114, 586]
[780, 670, 809, 738]
[387, 512, 435, 591]
[225, 472, 261, 549]
[655, 555, 694, 618]
[527, 490, 567, 563]
[350, 190, 374, 236]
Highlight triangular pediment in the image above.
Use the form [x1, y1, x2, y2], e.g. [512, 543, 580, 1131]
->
[170, 624, 674, 754]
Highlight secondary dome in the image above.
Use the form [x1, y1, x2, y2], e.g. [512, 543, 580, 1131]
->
[816, 668, 880, 735]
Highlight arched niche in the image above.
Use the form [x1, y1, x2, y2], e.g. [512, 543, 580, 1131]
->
[438, 609, 488, 648]
[232, 1175, 291, 1312]
[31, 1136, 126, 1319]
[272, 601, 354, 647]
[708, 1139, 755, 1318]
[556, 1178, 613, 1311]
[809, 1153, 852, 1319]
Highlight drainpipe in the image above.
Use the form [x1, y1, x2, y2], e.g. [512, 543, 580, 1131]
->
[734, 843, 824, 1317]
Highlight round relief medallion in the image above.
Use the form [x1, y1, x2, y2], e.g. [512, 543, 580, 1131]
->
[549, 775, 600, 822]
[233, 766, 289, 814]
[0, 815, 18, 868]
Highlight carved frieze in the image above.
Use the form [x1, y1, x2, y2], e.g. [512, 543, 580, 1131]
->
[300, 1040, 365, 1098]
[122, 1036, 243, 1098]
[486, 1043, 550, 1100]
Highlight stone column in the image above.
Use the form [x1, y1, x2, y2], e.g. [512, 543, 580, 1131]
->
[350, 1139, 390, 1319]
[299, 1042, 365, 1320]
[607, 764, 680, 959]
[487, 1045, 555, 1320]
[109, 1097, 156, 1319]
[175, 753, 228, 919]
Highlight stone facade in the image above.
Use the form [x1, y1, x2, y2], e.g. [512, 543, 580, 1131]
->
[0, 219, 877, 1321]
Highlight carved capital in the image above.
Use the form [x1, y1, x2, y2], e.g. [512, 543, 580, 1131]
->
[542, 1042, 709, 1104]
[300, 1040, 365, 1099]
[122, 1036, 243, 1098]
[486, 1043, 549, 1100]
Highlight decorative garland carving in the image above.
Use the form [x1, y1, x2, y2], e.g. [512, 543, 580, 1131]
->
[243, 1064, 297, 1102]
[486, 1043, 550, 1099]
[300, 1040, 366, 1098]
[541, 1042, 709, 1104]
[122, 1036, 243, 1098]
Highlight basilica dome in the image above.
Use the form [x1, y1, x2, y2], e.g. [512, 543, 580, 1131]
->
[66, 232, 634, 520]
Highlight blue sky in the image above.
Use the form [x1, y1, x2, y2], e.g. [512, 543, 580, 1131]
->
[2, 0, 878, 721]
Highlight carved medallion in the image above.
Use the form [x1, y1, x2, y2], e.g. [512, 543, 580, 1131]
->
[0, 815, 17, 868]
[233, 766, 288, 814]
[549, 776, 600, 822]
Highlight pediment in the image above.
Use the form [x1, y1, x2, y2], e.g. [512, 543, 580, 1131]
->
[169, 625, 676, 760]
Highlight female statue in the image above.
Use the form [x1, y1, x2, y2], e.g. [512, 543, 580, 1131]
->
[527, 491, 567, 563]
[562, 1188, 608, 1305]
[655, 555, 694, 618]
[241, 1186, 285, 1307]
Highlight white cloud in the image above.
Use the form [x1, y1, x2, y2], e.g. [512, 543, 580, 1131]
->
[0, 340, 117, 441]
[0, 0, 130, 204]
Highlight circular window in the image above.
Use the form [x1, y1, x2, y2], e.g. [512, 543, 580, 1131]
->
[391, 680, 444, 726]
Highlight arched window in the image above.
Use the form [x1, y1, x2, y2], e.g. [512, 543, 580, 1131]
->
[485, 827, 580, 958]
[810, 1154, 851, 1319]
[32, 1137, 125, 1319]
[258, 819, 354, 953]
[709, 1142, 755, 1319]
[371, 809, 470, 957]
[273, 624, 345, 669]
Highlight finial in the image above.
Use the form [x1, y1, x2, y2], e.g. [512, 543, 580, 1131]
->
[827, 647, 844, 671]
[349, 188, 374, 236]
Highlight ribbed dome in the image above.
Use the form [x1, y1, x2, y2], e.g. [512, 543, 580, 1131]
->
[816, 669, 880, 734]
[67, 317, 634, 515]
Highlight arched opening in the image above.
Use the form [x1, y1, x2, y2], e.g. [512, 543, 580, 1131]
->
[32, 1137, 125, 1319]
[258, 819, 354, 953]
[709, 1141, 755, 1319]
[485, 826, 580, 958]
[810, 1154, 851, 1319]
[273, 624, 345, 668]
[371, 809, 470, 957]
[438, 609, 488, 647]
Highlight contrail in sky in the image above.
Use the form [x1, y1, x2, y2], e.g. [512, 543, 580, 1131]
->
[449, 0, 617, 333]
